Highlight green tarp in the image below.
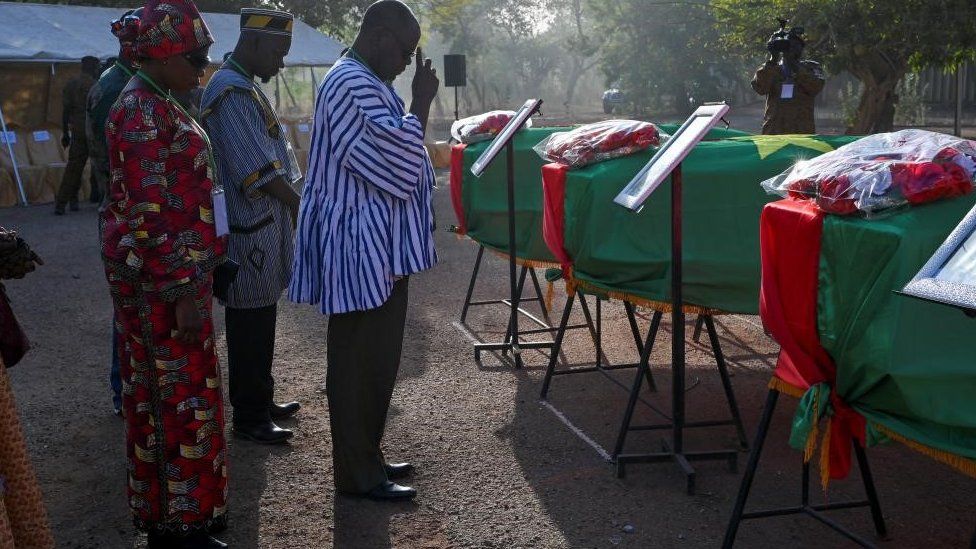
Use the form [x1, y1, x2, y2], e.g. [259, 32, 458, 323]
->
[562, 135, 860, 314]
[457, 124, 753, 264]
[819, 197, 976, 460]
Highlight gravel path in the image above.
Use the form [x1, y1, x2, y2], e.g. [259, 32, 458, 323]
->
[3, 175, 974, 548]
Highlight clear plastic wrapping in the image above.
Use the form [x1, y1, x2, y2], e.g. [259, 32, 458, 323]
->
[533, 120, 665, 169]
[762, 129, 976, 217]
[450, 111, 530, 144]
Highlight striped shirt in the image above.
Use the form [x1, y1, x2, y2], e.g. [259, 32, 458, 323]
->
[201, 67, 296, 308]
[289, 57, 437, 314]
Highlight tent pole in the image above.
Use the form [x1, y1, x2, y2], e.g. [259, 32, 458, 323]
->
[309, 66, 317, 107]
[0, 104, 29, 206]
[275, 74, 281, 110]
[280, 70, 299, 111]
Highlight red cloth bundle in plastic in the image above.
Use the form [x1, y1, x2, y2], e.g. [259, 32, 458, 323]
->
[451, 110, 529, 144]
[533, 120, 665, 169]
[763, 129, 976, 217]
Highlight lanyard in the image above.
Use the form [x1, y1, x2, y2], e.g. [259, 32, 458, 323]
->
[226, 57, 253, 80]
[115, 61, 135, 78]
[345, 48, 393, 85]
[220, 61, 282, 140]
[135, 69, 217, 180]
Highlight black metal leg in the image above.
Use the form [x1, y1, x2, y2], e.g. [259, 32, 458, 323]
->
[596, 298, 603, 367]
[540, 292, 576, 399]
[854, 440, 888, 539]
[693, 314, 705, 342]
[722, 389, 779, 549]
[528, 267, 552, 326]
[624, 302, 657, 392]
[612, 311, 663, 460]
[502, 266, 531, 353]
[578, 293, 609, 366]
[459, 246, 485, 324]
[703, 316, 749, 450]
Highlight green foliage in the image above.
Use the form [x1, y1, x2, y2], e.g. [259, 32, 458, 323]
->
[5, 0, 371, 42]
[421, 0, 602, 111]
[712, 0, 976, 130]
[894, 72, 929, 126]
[837, 80, 863, 129]
[587, 0, 747, 115]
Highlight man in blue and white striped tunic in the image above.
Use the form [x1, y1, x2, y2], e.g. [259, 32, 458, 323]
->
[201, 8, 303, 445]
[289, 0, 439, 501]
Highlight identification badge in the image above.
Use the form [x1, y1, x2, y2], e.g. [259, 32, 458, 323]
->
[212, 186, 229, 237]
[780, 83, 795, 99]
[285, 140, 304, 186]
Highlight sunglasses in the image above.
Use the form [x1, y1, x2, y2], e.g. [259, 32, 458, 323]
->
[182, 51, 211, 70]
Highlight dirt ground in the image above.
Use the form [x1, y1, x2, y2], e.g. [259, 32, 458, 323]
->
[3, 174, 975, 549]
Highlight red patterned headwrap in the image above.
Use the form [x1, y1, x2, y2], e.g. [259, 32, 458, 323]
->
[111, 9, 142, 63]
[136, 0, 213, 60]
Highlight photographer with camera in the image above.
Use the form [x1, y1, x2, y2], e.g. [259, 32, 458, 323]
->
[752, 19, 825, 134]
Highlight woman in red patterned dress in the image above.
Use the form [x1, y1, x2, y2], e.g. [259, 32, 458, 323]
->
[101, 1, 228, 547]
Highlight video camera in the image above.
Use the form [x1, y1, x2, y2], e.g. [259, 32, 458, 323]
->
[767, 18, 804, 54]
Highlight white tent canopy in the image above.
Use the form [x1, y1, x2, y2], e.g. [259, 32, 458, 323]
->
[0, 1, 344, 66]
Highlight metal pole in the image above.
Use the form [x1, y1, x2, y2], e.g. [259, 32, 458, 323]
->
[0, 104, 28, 206]
[956, 64, 966, 137]
[671, 163, 684, 454]
[506, 139, 522, 368]
[454, 86, 459, 121]
[275, 74, 281, 110]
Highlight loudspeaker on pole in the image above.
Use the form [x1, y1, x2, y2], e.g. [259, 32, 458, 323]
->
[443, 54, 466, 87]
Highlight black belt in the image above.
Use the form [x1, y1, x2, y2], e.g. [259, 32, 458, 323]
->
[229, 214, 274, 235]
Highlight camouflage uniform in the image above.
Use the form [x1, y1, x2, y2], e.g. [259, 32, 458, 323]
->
[752, 59, 825, 135]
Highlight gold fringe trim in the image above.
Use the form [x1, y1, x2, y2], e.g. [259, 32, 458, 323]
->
[545, 281, 555, 314]
[564, 273, 726, 315]
[769, 377, 976, 484]
[805, 389, 820, 464]
[767, 377, 832, 489]
[873, 423, 976, 479]
[819, 417, 832, 490]
[483, 247, 562, 270]
[767, 376, 807, 398]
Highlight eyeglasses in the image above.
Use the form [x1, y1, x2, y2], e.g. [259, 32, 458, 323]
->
[183, 51, 211, 70]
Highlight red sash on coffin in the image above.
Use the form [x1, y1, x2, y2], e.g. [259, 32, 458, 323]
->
[450, 144, 468, 235]
[541, 163, 572, 270]
[759, 199, 867, 482]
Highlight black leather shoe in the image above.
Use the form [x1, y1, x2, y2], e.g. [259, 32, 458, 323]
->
[269, 401, 301, 420]
[69, 202, 79, 212]
[366, 480, 416, 501]
[184, 533, 228, 549]
[233, 421, 293, 445]
[385, 462, 414, 480]
[148, 532, 227, 549]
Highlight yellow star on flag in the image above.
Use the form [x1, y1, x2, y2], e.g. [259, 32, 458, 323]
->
[738, 135, 837, 160]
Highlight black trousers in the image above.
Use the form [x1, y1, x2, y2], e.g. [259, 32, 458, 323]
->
[326, 278, 409, 493]
[225, 303, 278, 426]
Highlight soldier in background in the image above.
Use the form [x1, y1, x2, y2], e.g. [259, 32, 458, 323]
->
[751, 22, 825, 135]
[55, 56, 100, 215]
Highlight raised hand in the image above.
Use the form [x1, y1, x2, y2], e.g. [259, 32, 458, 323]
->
[411, 47, 439, 105]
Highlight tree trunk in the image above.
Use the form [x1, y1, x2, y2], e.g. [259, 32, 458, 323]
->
[847, 50, 907, 135]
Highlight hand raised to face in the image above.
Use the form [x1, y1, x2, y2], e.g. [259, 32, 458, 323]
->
[412, 47, 439, 104]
